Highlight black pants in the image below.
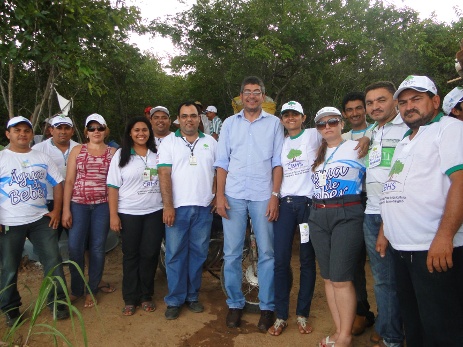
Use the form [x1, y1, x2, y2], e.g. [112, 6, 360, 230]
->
[119, 210, 165, 305]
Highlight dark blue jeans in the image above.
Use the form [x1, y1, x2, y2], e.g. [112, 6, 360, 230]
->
[68, 202, 109, 296]
[273, 196, 316, 320]
[120, 210, 164, 306]
[391, 246, 463, 347]
[0, 217, 66, 312]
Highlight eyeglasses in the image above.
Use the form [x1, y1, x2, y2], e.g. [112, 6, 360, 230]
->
[87, 126, 106, 132]
[242, 91, 262, 96]
[315, 118, 341, 130]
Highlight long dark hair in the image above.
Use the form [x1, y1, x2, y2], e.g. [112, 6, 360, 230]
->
[119, 116, 156, 168]
[311, 139, 328, 172]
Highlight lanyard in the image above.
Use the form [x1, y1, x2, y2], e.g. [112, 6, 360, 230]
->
[322, 140, 345, 171]
[51, 140, 70, 166]
[138, 149, 150, 168]
[181, 137, 199, 156]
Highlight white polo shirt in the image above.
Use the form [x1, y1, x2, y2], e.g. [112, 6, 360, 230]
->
[107, 148, 163, 215]
[280, 129, 321, 198]
[380, 114, 463, 251]
[32, 138, 79, 200]
[365, 115, 409, 214]
[0, 149, 63, 226]
[158, 130, 217, 208]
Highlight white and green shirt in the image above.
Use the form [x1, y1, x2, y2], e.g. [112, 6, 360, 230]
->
[280, 129, 321, 198]
[158, 129, 217, 208]
[107, 148, 162, 215]
[380, 113, 463, 251]
[364, 114, 408, 214]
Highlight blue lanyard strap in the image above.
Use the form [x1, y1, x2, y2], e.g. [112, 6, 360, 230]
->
[322, 140, 345, 171]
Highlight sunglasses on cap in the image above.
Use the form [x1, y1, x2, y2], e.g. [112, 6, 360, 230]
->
[315, 117, 341, 130]
[87, 125, 106, 132]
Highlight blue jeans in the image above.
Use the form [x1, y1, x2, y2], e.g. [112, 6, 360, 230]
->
[363, 214, 403, 346]
[68, 202, 109, 296]
[222, 196, 274, 311]
[164, 206, 212, 307]
[391, 246, 463, 347]
[0, 217, 66, 312]
[273, 196, 315, 320]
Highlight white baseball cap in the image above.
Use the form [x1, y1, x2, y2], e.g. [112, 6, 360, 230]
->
[149, 106, 170, 117]
[51, 115, 73, 127]
[281, 101, 304, 115]
[443, 86, 463, 115]
[393, 75, 438, 100]
[314, 107, 342, 123]
[7, 116, 33, 128]
[205, 106, 217, 113]
[85, 113, 106, 126]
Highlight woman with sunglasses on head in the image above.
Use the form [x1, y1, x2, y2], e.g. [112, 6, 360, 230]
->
[309, 107, 366, 347]
[107, 117, 164, 316]
[268, 101, 321, 336]
[63, 114, 116, 308]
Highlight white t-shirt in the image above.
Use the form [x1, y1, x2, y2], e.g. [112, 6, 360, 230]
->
[280, 129, 321, 198]
[32, 138, 79, 200]
[364, 115, 408, 214]
[158, 130, 217, 208]
[107, 148, 163, 215]
[311, 140, 365, 199]
[201, 114, 211, 135]
[380, 114, 463, 251]
[341, 123, 374, 141]
[0, 149, 63, 226]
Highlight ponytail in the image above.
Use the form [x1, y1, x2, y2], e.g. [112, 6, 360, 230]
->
[311, 139, 328, 172]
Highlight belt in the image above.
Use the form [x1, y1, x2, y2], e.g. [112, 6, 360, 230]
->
[313, 201, 361, 209]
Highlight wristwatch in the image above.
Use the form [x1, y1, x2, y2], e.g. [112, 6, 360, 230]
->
[271, 191, 281, 199]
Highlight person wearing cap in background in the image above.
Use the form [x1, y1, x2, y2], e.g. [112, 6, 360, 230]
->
[380, 75, 463, 346]
[363, 81, 407, 347]
[443, 86, 463, 121]
[309, 106, 366, 347]
[32, 117, 53, 145]
[32, 115, 79, 239]
[0, 116, 70, 327]
[62, 113, 116, 309]
[268, 101, 320, 336]
[149, 105, 172, 148]
[195, 101, 211, 135]
[205, 106, 222, 140]
[144, 106, 153, 120]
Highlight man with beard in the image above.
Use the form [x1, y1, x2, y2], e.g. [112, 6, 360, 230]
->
[215, 76, 284, 331]
[380, 75, 463, 346]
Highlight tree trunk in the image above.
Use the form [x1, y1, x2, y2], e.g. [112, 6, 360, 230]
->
[31, 68, 55, 128]
[8, 63, 14, 119]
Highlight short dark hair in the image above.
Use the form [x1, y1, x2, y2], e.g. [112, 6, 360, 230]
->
[365, 81, 396, 96]
[177, 101, 200, 116]
[341, 92, 365, 111]
[240, 76, 266, 94]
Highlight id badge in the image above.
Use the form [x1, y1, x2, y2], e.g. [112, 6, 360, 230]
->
[142, 169, 150, 181]
[189, 155, 197, 165]
[369, 142, 382, 168]
[299, 223, 310, 244]
[317, 171, 327, 186]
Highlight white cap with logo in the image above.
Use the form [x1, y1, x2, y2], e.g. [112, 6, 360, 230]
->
[281, 101, 304, 115]
[314, 107, 342, 123]
[443, 86, 463, 115]
[51, 115, 73, 127]
[393, 75, 438, 100]
[85, 113, 107, 126]
[7, 116, 33, 128]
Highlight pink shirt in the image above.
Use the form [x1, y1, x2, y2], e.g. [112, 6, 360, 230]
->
[71, 144, 114, 204]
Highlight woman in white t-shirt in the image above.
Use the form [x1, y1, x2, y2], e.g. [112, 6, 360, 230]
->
[308, 107, 365, 347]
[107, 116, 164, 316]
[268, 101, 320, 336]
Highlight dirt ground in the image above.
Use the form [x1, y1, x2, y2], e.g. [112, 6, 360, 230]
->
[1, 237, 378, 347]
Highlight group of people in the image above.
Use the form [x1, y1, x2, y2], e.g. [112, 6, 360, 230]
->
[1, 75, 463, 347]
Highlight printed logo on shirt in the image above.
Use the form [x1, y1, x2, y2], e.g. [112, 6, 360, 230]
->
[286, 148, 304, 170]
[380, 157, 412, 204]
[3, 167, 47, 204]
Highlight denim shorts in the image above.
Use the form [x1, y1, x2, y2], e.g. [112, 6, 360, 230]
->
[308, 195, 364, 282]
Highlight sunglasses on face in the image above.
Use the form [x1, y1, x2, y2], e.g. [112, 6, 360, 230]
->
[87, 126, 106, 132]
[315, 118, 341, 130]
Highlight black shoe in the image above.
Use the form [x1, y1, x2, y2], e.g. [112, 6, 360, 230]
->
[5, 308, 22, 327]
[226, 308, 243, 328]
[186, 301, 204, 313]
[165, 306, 181, 320]
[50, 304, 70, 320]
[257, 310, 274, 332]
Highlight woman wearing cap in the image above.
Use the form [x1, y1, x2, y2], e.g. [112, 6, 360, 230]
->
[268, 101, 320, 336]
[309, 107, 365, 347]
[107, 116, 164, 316]
[63, 113, 116, 308]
